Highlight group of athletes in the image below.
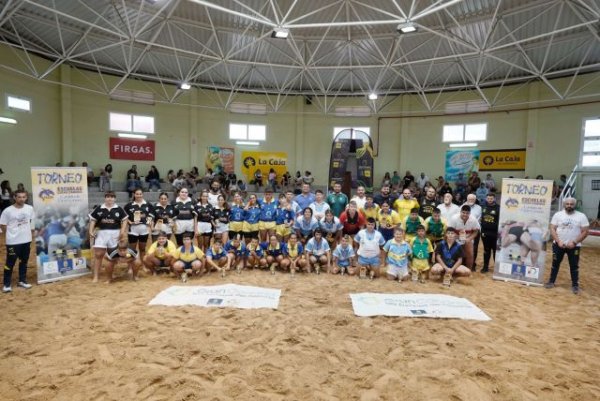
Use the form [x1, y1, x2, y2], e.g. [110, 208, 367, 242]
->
[88, 179, 495, 286]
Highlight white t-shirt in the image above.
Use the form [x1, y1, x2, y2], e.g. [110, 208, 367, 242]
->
[448, 214, 481, 244]
[437, 203, 460, 222]
[0, 204, 34, 245]
[462, 203, 482, 220]
[551, 210, 589, 246]
[350, 195, 367, 210]
[354, 229, 385, 257]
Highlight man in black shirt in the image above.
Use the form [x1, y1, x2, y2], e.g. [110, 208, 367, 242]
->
[419, 187, 438, 220]
[373, 184, 398, 207]
[480, 192, 500, 273]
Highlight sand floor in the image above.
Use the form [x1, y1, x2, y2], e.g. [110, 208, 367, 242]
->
[0, 238, 599, 401]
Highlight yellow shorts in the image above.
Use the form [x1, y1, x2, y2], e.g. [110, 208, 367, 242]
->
[259, 221, 277, 231]
[412, 258, 430, 272]
[276, 224, 292, 237]
[229, 221, 244, 233]
[243, 222, 259, 233]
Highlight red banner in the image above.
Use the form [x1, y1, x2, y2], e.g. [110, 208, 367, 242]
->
[109, 137, 155, 161]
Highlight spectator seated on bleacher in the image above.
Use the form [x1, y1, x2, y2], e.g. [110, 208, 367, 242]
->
[146, 165, 161, 191]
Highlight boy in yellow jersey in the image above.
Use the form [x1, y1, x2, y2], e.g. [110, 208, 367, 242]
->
[393, 188, 419, 223]
[409, 225, 433, 283]
[144, 231, 177, 274]
[360, 193, 380, 221]
[377, 200, 401, 241]
[172, 234, 205, 282]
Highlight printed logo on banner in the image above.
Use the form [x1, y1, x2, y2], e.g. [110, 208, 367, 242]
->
[38, 188, 55, 202]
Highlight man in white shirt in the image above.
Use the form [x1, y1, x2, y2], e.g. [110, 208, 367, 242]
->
[545, 197, 589, 294]
[437, 193, 460, 221]
[463, 193, 482, 268]
[350, 186, 367, 210]
[416, 172, 429, 190]
[448, 205, 480, 271]
[0, 190, 35, 293]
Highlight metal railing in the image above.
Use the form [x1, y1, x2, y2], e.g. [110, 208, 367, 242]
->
[558, 164, 578, 211]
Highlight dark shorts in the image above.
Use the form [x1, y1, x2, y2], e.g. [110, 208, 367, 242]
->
[245, 230, 259, 239]
[128, 234, 149, 243]
[508, 226, 524, 243]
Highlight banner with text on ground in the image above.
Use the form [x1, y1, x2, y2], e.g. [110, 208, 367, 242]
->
[31, 167, 91, 284]
[493, 178, 553, 286]
[205, 146, 235, 175]
[350, 293, 491, 321]
[149, 284, 281, 309]
[241, 151, 288, 186]
[479, 149, 526, 171]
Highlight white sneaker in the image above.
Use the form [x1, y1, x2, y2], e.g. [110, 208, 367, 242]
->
[181, 272, 188, 283]
[18, 282, 32, 289]
[2, 286, 12, 293]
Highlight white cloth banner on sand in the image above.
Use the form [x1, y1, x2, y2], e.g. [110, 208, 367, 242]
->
[350, 293, 491, 321]
[149, 284, 281, 309]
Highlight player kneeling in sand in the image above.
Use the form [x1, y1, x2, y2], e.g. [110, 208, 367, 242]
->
[224, 235, 247, 274]
[354, 218, 386, 279]
[262, 234, 285, 274]
[331, 234, 356, 275]
[144, 231, 177, 275]
[245, 237, 264, 269]
[104, 240, 142, 283]
[383, 227, 412, 282]
[305, 229, 331, 274]
[205, 238, 230, 277]
[281, 233, 306, 276]
[430, 227, 471, 286]
[172, 234, 205, 282]
[409, 225, 433, 283]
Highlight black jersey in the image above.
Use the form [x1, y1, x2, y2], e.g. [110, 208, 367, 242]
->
[419, 198, 437, 220]
[124, 201, 154, 225]
[480, 203, 500, 235]
[196, 203, 215, 223]
[89, 204, 127, 230]
[173, 198, 196, 221]
[153, 203, 176, 223]
[213, 207, 230, 225]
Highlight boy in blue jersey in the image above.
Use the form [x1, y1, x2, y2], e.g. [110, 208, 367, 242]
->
[205, 237, 229, 277]
[305, 228, 331, 274]
[262, 234, 285, 274]
[275, 196, 295, 241]
[224, 235, 247, 274]
[332, 234, 356, 275]
[383, 227, 412, 282]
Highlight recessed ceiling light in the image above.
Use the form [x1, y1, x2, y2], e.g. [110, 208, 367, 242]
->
[368, 93, 378, 100]
[179, 83, 191, 90]
[0, 117, 17, 124]
[271, 28, 289, 39]
[397, 22, 417, 34]
[449, 142, 478, 148]
[118, 133, 147, 139]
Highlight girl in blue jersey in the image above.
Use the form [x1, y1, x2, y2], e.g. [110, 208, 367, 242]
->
[261, 234, 285, 274]
[245, 237, 264, 269]
[258, 189, 278, 242]
[224, 234, 247, 273]
[281, 233, 306, 275]
[319, 209, 343, 250]
[294, 207, 319, 245]
[243, 194, 261, 242]
[275, 196, 295, 242]
[228, 192, 245, 240]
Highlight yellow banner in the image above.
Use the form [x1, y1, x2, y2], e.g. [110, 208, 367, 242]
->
[241, 151, 288, 185]
[479, 149, 526, 171]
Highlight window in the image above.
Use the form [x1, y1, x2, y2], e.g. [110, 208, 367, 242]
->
[109, 112, 154, 134]
[229, 123, 266, 145]
[333, 127, 371, 140]
[7, 95, 31, 112]
[581, 118, 600, 168]
[334, 106, 371, 117]
[443, 123, 487, 143]
[229, 102, 267, 115]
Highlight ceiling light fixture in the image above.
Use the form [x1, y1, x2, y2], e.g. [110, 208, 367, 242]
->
[271, 28, 289, 39]
[0, 117, 17, 124]
[397, 22, 417, 34]
[449, 142, 478, 148]
[179, 83, 191, 90]
[236, 141, 260, 146]
[368, 93, 378, 100]
[118, 133, 147, 139]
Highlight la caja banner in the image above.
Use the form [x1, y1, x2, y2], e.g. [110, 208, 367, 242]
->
[109, 137, 155, 161]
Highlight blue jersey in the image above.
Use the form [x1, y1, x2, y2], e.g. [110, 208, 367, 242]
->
[333, 244, 355, 261]
[261, 241, 284, 257]
[259, 199, 278, 221]
[244, 206, 261, 224]
[206, 246, 227, 260]
[275, 207, 295, 225]
[246, 243, 263, 257]
[294, 216, 319, 236]
[319, 217, 342, 234]
[282, 242, 303, 258]
[305, 237, 330, 256]
[224, 240, 247, 257]
[230, 204, 245, 222]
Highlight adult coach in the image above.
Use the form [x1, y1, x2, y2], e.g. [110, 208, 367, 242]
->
[326, 183, 348, 217]
[1, 189, 34, 292]
[545, 197, 589, 294]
